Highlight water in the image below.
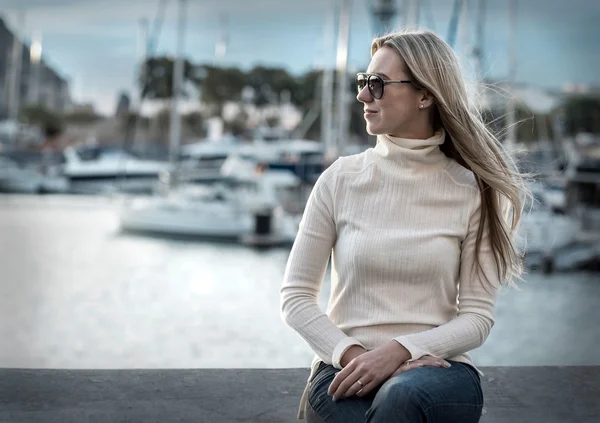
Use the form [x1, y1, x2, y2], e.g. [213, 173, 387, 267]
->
[0, 195, 598, 369]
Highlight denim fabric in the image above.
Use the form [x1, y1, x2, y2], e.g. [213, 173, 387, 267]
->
[307, 361, 483, 423]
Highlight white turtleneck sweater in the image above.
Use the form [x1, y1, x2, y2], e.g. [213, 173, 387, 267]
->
[281, 130, 501, 380]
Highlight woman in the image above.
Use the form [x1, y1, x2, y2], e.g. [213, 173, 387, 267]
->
[280, 30, 527, 423]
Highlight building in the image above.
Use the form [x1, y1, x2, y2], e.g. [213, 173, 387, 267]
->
[0, 16, 71, 120]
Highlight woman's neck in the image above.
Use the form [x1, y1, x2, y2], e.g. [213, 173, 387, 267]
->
[374, 128, 447, 166]
[388, 125, 436, 140]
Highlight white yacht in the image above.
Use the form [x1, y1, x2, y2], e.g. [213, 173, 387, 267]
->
[61, 146, 172, 194]
[0, 156, 44, 193]
[118, 155, 302, 246]
[516, 185, 579, 255]
[178, 137, 325, 185]
[178, 137, 241, 184]
[0, 156, 69, 194]
[248, 139, 325, 184]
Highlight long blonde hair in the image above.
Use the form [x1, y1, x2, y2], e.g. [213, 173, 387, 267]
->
[371, 30, 528, 288]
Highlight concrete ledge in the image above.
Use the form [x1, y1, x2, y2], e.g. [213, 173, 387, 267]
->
[1, 367, 599, 422]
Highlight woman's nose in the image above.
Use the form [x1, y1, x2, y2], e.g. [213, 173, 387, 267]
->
[357, 86, 372, 103]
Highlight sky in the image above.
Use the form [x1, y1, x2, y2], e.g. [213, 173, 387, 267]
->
[1, 0, 599, 115]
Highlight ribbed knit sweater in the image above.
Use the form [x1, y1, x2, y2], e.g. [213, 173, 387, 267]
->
[281, 129, 502, 401]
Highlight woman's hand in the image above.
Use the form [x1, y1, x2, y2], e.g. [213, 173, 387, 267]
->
[391, 354, 452, 377]
[339, 345, 367, 367]
[328, 341, 410, 401]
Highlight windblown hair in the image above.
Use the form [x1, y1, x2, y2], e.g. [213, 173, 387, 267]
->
[371, 30, 529, 288]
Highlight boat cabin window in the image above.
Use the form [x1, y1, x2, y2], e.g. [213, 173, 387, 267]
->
[76, 148, 138, 162]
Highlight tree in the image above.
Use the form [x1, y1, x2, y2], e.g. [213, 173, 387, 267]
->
[265, 116, 280, 128]
[556, 95, 600, 136]
[19, 105, 64, 138]
[196, 65, 247, 117]
[63, 110, 102, 125]
[292, 69, 322, 113]
[182, 111, 205, 137]
[245, 66, 297, 107]
[139, 56, 200, 101]
[297, 70, 369, 142]
[482, 104, 555, 145]
[223, 110, 249, 137]
[135, 57, 204, 145]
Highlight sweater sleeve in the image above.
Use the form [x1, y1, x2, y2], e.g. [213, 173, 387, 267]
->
[280, 159, 364, 369]
[394, 193, 502, 361]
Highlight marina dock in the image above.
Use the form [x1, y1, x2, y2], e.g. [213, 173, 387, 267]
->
[1, 367, 598, 422]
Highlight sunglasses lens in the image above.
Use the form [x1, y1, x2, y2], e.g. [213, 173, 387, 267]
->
[356, 74, 367, 93]
[368, 75, 383, 99]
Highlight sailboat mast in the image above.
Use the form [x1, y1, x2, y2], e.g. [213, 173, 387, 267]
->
[405, 0, 420, 28]
[321, 3, 335, 159]
[215, 13, 228, 59]
[334, 0, 351, 158]
[7, 9, 25, 122]
[28, 31, 43, 105]
[132, 17, 149, 149]
[505, 0, 517, 150]
[473, 0, 486, 104]
[169, 0, 187, 169]
[370, 0, 397, 34]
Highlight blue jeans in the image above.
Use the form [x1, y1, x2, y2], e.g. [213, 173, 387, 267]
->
[307, 360, 483, 423]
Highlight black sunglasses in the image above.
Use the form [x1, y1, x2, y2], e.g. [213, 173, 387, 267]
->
[356, 72, 412, 99]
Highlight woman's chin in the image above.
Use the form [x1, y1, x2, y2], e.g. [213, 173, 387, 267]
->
[366, 124, 383, 136]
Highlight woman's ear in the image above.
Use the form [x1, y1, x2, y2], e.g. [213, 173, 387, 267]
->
[418, 90, 435, 109]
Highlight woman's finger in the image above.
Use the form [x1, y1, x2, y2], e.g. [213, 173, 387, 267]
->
[409, 356, 452, 368]
[427, 358, 452, 368]
[391, 361, 416, 377]
[328, 363, 354, 396]
[343, 376, 371, 398]
[331, 369, 362, 401]
[391, 357, 450, 376]
[355, 379, 378, 397]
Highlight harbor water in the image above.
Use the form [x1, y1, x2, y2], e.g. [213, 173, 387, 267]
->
[0, 194, 598, 369]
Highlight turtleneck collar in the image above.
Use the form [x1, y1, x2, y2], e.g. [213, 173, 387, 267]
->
[374, 128, 447, 166]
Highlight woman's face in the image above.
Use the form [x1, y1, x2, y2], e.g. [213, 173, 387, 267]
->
[357, 46, 428, 138]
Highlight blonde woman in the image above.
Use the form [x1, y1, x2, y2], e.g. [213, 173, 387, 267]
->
[280, 30, 528, 423]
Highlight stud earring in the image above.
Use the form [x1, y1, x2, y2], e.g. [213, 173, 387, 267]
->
[419, 105, 424, 109]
